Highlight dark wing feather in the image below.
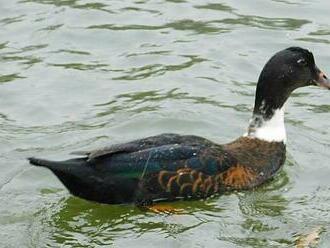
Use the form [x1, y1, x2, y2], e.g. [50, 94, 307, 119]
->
[90, 143, 215, 175]
[86, 142, 241, 202]
[72, 133, 213, 162]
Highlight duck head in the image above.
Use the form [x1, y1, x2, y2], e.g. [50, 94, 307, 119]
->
[254, 47, 329, 119]
[248, 47, 329, 143]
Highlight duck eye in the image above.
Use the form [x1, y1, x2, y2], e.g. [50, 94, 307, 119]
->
[297, 58, 307, 66]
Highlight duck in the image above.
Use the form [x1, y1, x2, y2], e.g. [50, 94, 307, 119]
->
[28, 47, 330, 205]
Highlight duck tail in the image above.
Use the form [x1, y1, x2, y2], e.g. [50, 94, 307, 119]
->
[28, 157, 59, 168]
[27, 157, 87, 171]
[28, 156, 139, 204]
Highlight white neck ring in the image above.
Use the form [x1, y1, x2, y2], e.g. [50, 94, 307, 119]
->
[247, 108, 286, 143]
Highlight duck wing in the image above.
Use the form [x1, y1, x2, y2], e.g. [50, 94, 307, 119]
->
[29, 139, 235, 204]
[85, 142, 234, 203]
[28, 136, 265, 204]
[72, 133, 213, 162]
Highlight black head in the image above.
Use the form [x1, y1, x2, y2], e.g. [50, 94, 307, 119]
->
[254, 47, 330, 118]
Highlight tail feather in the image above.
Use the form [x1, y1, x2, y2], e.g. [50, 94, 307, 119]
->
[28, 156, 139, 204]
[28, 157, 61, 168]
[28, 157, 87, 170]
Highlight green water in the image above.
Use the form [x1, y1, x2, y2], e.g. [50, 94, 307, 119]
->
[1, 0, 330, 247]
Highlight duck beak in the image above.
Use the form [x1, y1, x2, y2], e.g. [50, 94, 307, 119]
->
[313, 66, 330, 89]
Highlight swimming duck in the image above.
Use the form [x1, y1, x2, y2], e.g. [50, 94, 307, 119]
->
[29, 47, 330, 205]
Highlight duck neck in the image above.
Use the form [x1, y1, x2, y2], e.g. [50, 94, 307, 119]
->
[247, 82, 289, 144]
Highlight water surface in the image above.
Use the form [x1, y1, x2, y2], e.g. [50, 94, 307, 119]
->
[1, 0, 330, 247]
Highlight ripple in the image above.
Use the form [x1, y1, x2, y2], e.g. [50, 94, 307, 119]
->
[94, 88, 227, 117]
[167, 19, 226, 34]
[165, 0, 186, 3]
[123, 50, 171, 58]
[239, 192, 288, 217]
[0, 44, 46, 69]
[112, 55, 207, 80]
[194, 3, 235, 12]
[120, 7, 160, 14]
[53, 49, 91, 56]
[296, 37, 330, 45]
[294, 102, 330, 113]
[20, 0, 114, 13]
[195, 3, 309, 30]
[48, 62, 109, 71]
[271, 0, 303, 5]
[309, 28, 330, 36]
[0, 55, 42, 67]
[0, 73, 25, 83]
[0, 42, 9, 50]
[87, 23, 162, 31]
[0, 15, 25, 26]
[38, 23, 64, 32]
[0, 113, 13, 122]
[218, 16, 310, 30]
[88, 19, 229, 35]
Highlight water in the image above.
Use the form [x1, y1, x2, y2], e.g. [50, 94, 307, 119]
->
[0, 0, 329, 247]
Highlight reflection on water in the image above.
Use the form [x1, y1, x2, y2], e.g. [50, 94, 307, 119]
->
[31, 170, 292, 247]
[36, 197, 211, 246]
[1, 0, 330, 247]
